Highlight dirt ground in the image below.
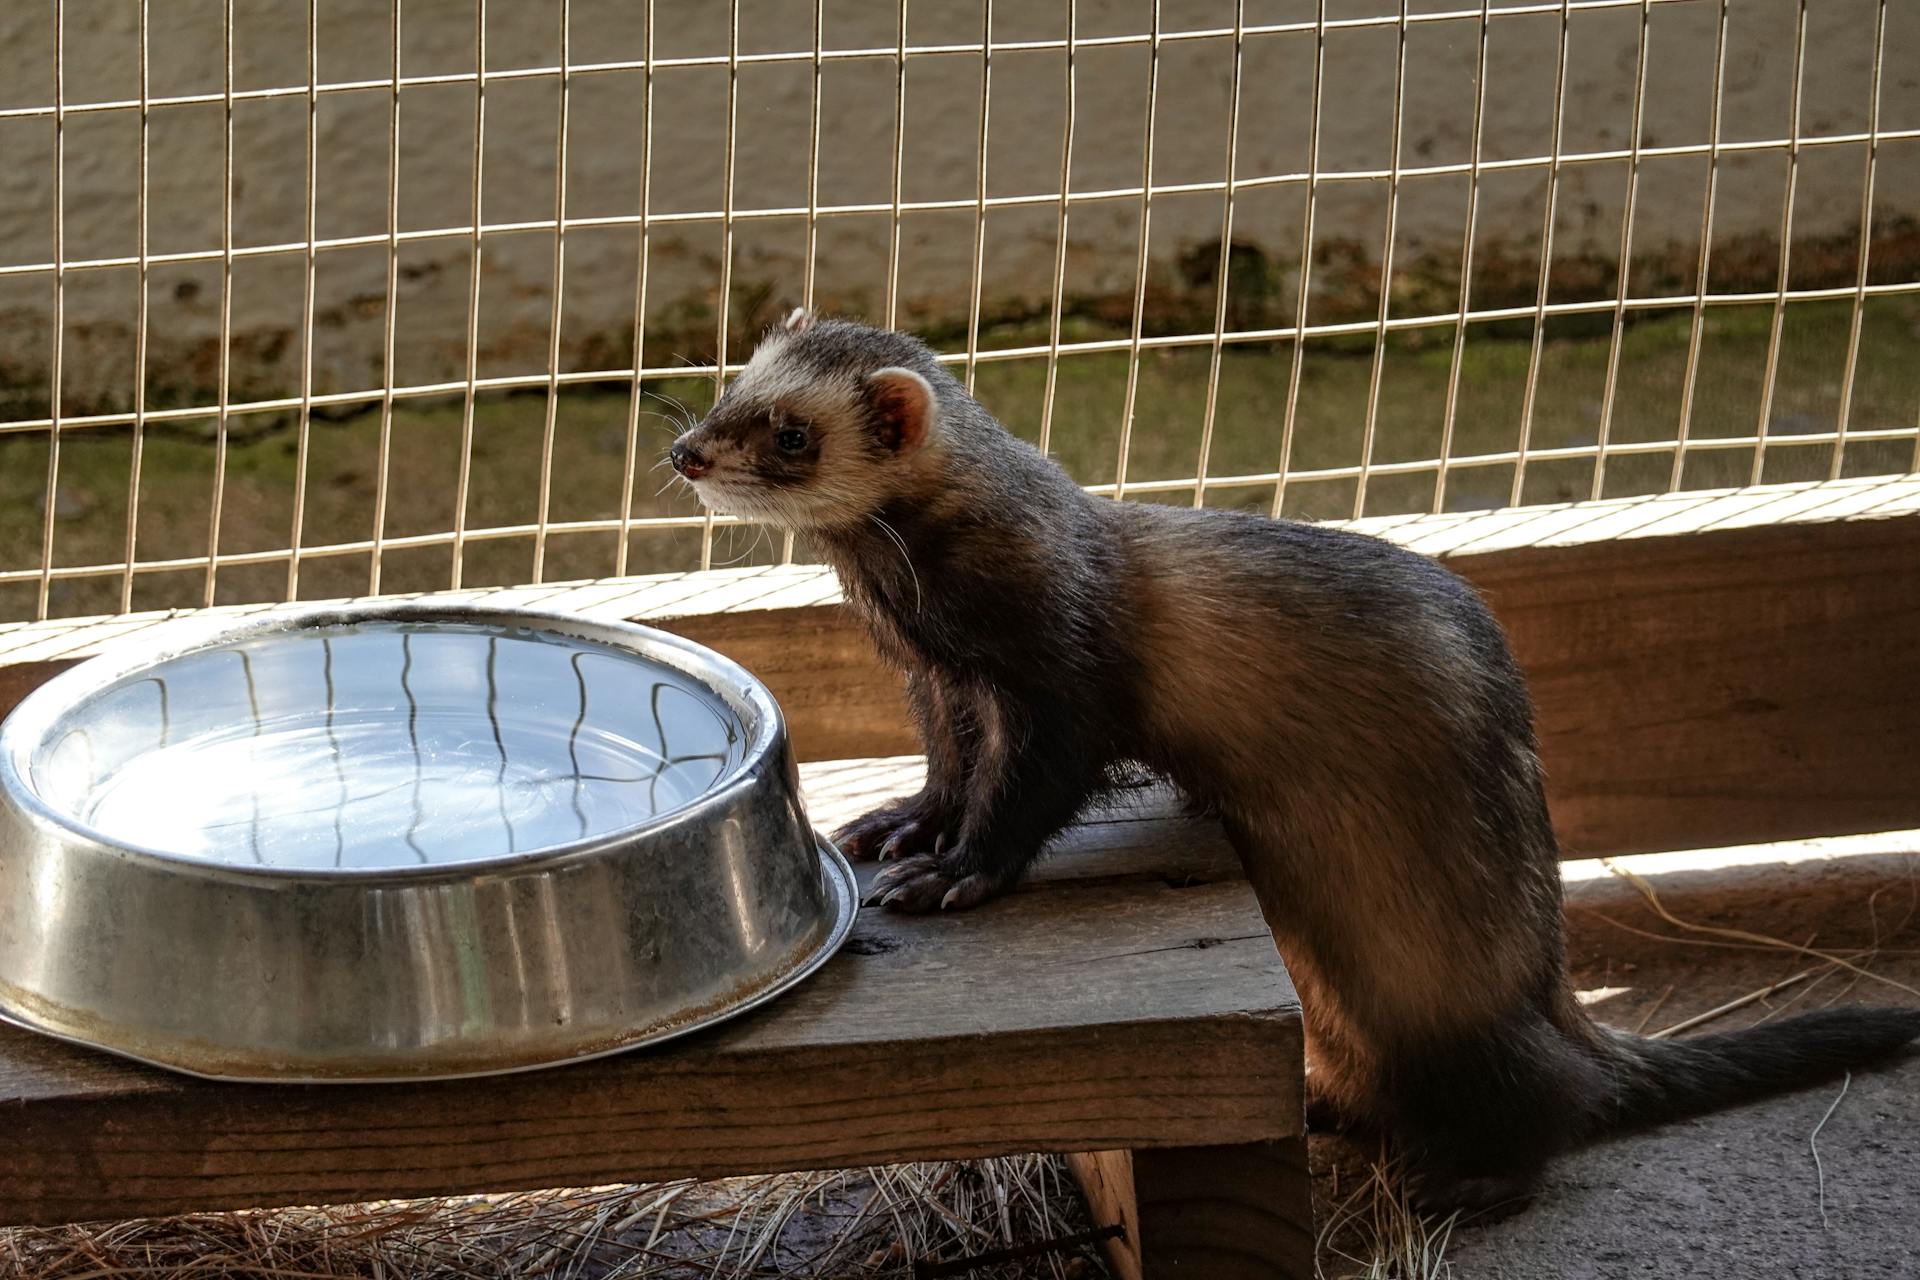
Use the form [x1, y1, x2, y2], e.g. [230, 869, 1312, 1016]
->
[1323, 835, 1920, 1280]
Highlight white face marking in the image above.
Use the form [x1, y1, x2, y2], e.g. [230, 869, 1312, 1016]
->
[681, 334, 933, 533]
[691, 428, 893, 532]
[728, 333, 818, 408]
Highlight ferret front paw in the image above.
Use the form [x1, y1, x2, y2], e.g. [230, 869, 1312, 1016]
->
[834, 798, 956, 863]
[861, 852, 1006, 913]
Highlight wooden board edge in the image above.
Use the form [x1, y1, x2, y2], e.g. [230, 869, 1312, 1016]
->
[1066, 1150, 1144, 1280]
[4, 484, 1917, 851]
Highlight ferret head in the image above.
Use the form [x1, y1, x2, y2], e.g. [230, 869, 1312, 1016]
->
[668, 310, 943, 532]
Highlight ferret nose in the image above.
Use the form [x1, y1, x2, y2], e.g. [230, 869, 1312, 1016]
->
[670, 439, 709, 479]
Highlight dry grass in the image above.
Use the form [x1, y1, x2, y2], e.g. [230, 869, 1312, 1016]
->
[1314, 1156, 1458, 1280]
[0, 1158, 1107, 1280]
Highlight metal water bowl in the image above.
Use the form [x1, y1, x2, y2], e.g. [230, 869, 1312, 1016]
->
[0, 604, 856, 1082]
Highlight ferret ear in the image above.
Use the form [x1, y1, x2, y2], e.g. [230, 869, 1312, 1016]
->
[864, 367, 936, 455]
[782, 306, 817, 334]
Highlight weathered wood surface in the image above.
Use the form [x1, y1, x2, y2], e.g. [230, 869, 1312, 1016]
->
[1066, 1141, 1315, 1280]
[663, 604, 909, 764]
[775, 477, 1920, 856]
[0, 566, 892, 763]
[5, 477, 1917, 855]
[0, 770, 1301, 1229]
[1133, 1140, 1316, 1279]
[1469, 499, 1920, 856]
[1066, 1150, 1146, 1280]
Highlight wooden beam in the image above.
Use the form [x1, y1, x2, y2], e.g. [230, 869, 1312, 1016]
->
[1066, 1141, 1315, 1280]
[5, 477, 1917, 856]
[1472, 506, 1920, 856]
[1132, 1140, 1316, 1279]
[0, 776, 1302, 1228]
[1065, 1151, 1144, 1280]
[771, 477, 1920, 856]
[661, 605, 916, 763]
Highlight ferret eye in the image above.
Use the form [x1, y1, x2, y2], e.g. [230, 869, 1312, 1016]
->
[775, 427, 809, 454]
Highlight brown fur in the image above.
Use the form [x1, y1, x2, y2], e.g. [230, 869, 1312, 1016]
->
[671, 314, 1920, 1213]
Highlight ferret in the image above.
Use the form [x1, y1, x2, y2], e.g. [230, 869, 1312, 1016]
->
[669, 309, 1920, 1211]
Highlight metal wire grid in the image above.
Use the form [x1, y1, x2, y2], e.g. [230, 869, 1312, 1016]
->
[3, 0, 1918, 621]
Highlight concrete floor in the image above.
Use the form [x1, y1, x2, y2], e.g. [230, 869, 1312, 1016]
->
[1439, 835, 1920, 1280]
[1447, 1060, 1919, 1279]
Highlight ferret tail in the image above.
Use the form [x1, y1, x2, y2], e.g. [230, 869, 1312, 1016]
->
[1591, 1006, 1920, 1133]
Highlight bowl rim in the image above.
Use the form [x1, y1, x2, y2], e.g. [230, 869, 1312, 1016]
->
[0, 602, 795, 885]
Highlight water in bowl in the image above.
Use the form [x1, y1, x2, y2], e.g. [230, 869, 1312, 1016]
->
[31, 621, 745, 870]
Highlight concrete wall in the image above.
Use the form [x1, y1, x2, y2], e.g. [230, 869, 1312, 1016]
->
[1, 0, 1915, 416]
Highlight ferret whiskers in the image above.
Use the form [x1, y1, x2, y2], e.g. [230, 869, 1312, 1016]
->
[867, 513, 922, 613]
[715, 524, 771, 568]
[641, 389, 698, 431]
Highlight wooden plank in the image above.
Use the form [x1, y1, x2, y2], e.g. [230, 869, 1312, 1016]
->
[1067, 1141, 1316, 1280]
[769, 480, 1920, 856]
[1066, 1150, 1144, 1280]
[661, 605, 916, 763]
[1130, 1140, 1315, 1279]
[682, 477, 1920, 851]
[1475, 510, 1920, 855]
[0, 789, 1303, 1228]
[0, 566, 904, 759]
[6, 477, 1918, 851]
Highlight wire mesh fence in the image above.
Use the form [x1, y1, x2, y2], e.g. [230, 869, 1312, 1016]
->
[0, 0, 1916, 623]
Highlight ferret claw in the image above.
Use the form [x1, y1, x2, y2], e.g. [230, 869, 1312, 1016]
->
[835, 800, 955, 864]
[938, 875, 996, 911]
[862, 854, 1004, 914]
